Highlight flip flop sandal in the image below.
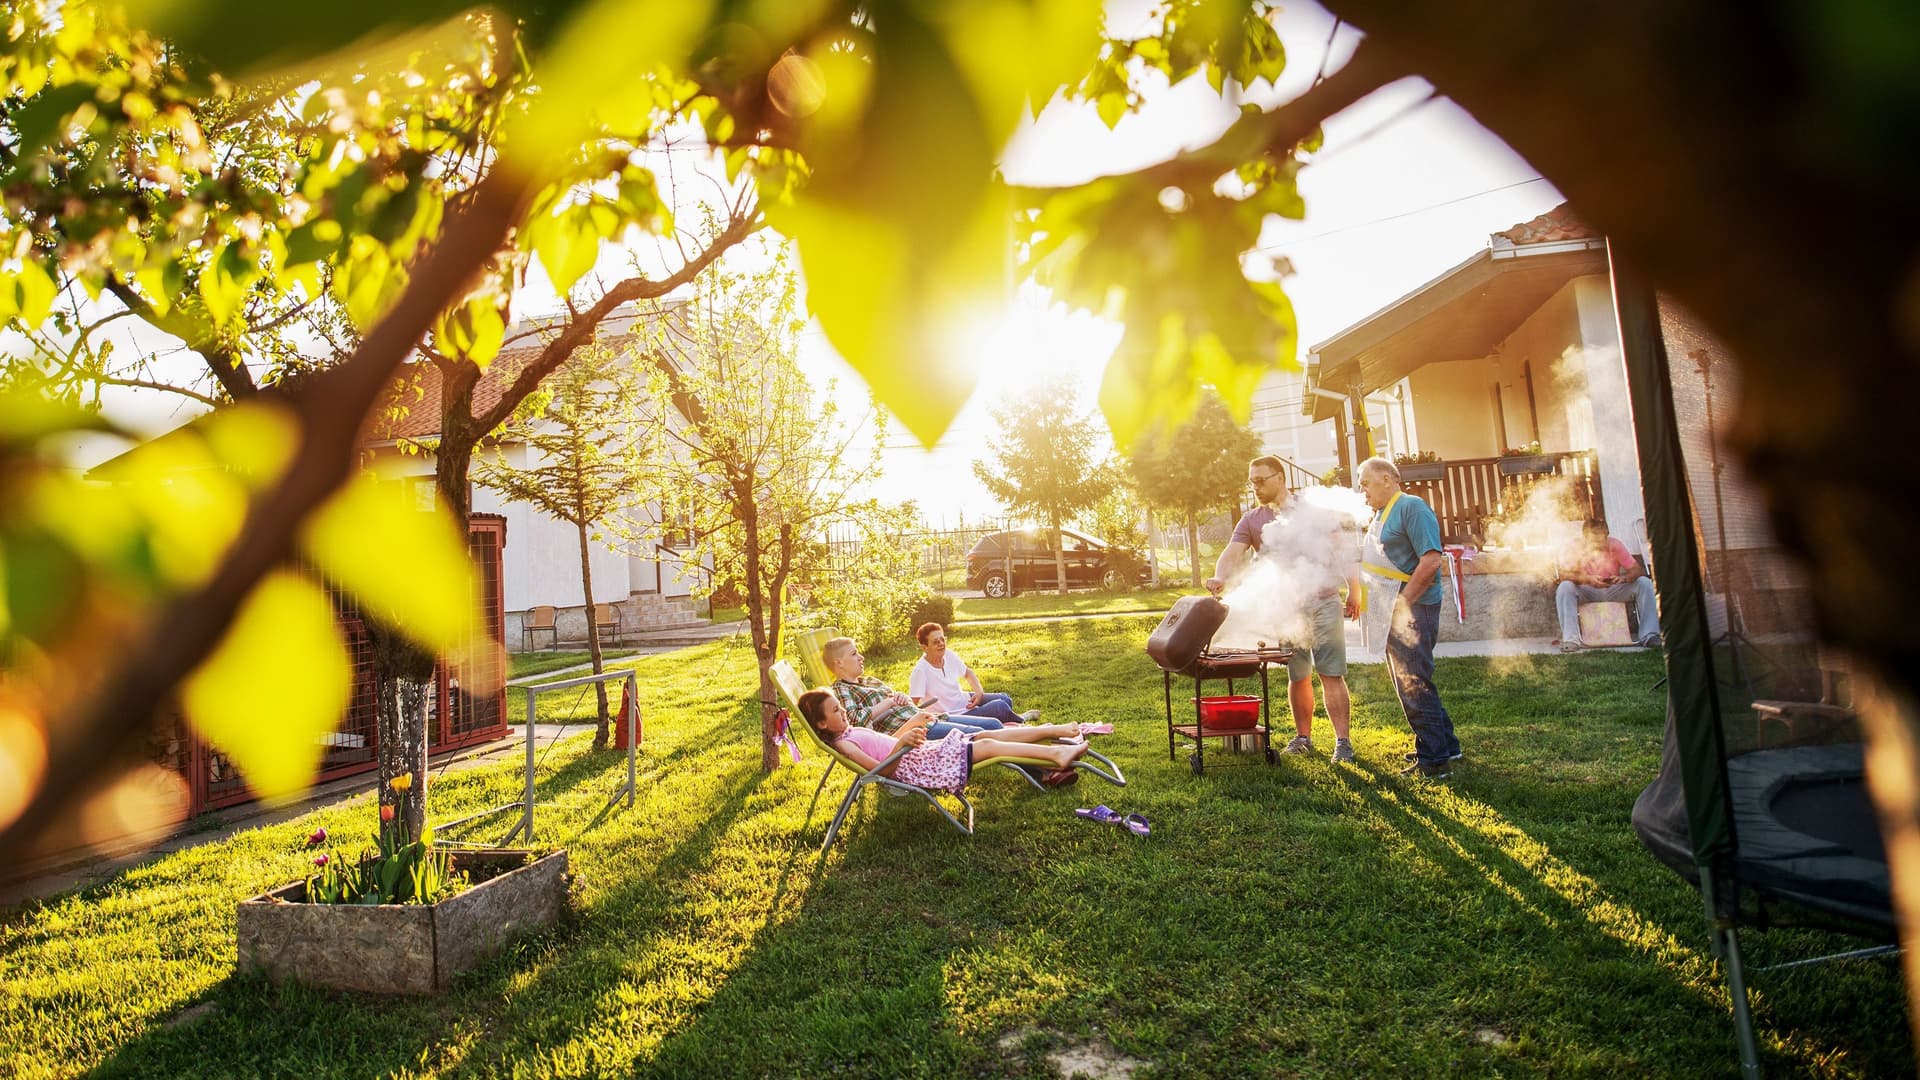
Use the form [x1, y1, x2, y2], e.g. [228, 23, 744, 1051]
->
[1123, 813, 1151, 837]
[1074, 805, 1122, 824]
[1077, 723, 1115, 736]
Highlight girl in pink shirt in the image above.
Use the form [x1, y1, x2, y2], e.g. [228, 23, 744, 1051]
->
[795, 690, 1091, 794]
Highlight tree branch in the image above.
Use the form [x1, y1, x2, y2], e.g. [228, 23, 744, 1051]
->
[0, 164, 536, 862]
[472, 210, 760, 436]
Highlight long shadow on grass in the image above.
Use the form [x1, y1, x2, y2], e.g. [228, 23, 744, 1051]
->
[82, 754, 772, 1079]
[1318, 763, 1911, 1075]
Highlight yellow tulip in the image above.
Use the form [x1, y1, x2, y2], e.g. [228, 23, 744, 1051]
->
[389, 772, 413, 792]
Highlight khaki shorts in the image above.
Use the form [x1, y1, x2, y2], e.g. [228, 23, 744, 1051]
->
[1287, 594, 1348, 681]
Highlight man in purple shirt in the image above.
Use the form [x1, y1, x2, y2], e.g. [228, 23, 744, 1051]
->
[1206, 455, 1362, 764]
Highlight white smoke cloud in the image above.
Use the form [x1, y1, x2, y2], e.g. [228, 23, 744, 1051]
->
[1211, 487, 1369, 650]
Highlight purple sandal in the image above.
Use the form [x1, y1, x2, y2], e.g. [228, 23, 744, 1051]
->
[1123, 812, 1150, 837]
[1074, 805, 1122, 825]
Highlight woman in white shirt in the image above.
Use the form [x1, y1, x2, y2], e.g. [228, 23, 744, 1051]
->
[907, 622, 1038, 726]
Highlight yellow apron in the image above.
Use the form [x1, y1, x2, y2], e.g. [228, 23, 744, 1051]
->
[1359, 492, 1411, 616]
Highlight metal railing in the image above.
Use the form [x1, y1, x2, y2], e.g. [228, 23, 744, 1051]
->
[436, 667, 640, 847]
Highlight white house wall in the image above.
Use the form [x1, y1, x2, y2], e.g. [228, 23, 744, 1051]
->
[1492, 281, 1586, 451]
[1573, 276, 1650, 551]
[1407, 357, 1502, 459]
[364, 443, 699, 614]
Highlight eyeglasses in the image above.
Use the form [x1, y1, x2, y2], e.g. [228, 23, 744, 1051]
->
[1248, 473, 1278, 486]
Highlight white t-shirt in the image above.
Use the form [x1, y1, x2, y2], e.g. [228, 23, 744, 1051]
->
[908, 650, 973, 713]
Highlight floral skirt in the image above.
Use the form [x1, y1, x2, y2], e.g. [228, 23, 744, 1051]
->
[890, 732, 974, 793]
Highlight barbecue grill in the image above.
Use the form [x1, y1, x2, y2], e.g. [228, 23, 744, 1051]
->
[1154, 643, 1294, 775]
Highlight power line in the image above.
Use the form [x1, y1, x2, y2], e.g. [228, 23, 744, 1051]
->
[1257, 175, 1552, 253]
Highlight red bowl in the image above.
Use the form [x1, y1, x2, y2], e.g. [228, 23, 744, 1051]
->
[1192, 695, 1260, 730]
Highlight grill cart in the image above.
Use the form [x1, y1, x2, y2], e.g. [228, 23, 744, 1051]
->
[1143, 595, 1292, 775]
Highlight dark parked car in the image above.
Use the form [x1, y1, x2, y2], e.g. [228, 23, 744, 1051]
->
[965, 528, 1148, 598]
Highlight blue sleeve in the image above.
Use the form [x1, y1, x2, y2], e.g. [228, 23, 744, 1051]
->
[1406, 502, 1443, 558]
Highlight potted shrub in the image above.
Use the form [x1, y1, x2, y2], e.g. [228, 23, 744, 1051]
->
[1393, 450, 1447, 482]
[1498, 440, 1556, 475]
[235, 772, 570, 995]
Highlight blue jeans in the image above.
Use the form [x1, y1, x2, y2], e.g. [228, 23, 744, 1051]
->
[1387, 601, 1459, 763]
[925, 714, 1005, 740]
[955, 692, 1021, 726]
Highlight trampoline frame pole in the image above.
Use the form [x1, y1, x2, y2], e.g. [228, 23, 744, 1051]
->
[1701, 876, 1762, 1078]
[1718, 924, 1762, 1079]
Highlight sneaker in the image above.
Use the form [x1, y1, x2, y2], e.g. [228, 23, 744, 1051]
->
[1399, 760, 1452, 781]
[1020, 709, 1043, 723]
[1638, 632, 1664, 649]
[1558, 641, 1583, 654]
[1403, 750, 1465, 763]
[1280, 735, 1314, 755]
[1330, 739, 1355, 764]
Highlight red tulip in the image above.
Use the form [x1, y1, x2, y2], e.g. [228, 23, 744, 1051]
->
[380, 805, 396, 823]
[312, 853, 329, 867]
[306, 827, 327, 846]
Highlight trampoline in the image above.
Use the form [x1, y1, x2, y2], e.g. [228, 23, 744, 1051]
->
[1634, 738, 1892, 931]
[1616, 271, 1899, 1077]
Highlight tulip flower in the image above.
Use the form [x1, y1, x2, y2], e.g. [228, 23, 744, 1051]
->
[389, 772, 413, 792]
[380, 805, 396, 823]
[306, 827, 327, 846]
[312, 853, 329, 867]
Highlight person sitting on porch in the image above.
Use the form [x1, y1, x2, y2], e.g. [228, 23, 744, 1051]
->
[795, 689, 1092, 794]
[1555, 517, 1661, 651]
[907, 622, 1040, 726]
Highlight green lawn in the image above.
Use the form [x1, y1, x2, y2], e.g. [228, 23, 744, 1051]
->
[508, 650, 636, 681]
[953, 585, 1196, 621]
[2, 621, 1908, 1078]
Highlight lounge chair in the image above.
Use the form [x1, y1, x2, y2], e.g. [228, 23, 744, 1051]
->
[770, 660, 974, 852]
[785, 633, 1126, 791]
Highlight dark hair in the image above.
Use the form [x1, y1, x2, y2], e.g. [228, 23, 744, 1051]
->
[1249, 454, 1284, 474]
[1583, 517, 1608, 534]
[915, 621, 946, 646]
[797, 688, 838, 736]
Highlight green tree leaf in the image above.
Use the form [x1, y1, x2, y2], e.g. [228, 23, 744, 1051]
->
[181, 571, 351, 803]
[301, 474, 480, 656]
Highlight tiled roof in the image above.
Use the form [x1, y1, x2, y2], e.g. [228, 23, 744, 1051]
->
[362, 346, 544, 442]
[1492, 202, 1600, 245]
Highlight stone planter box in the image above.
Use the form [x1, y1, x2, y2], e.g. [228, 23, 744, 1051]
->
[1498, 454, 1558, 476]
[236, 849, 568, 994]
[1396, 461, 1447, 482]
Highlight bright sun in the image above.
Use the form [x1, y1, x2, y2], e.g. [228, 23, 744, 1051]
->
[960, 286, 1124, 400]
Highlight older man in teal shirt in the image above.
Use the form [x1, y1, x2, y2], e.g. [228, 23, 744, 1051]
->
[1358, 456, 1462, 779]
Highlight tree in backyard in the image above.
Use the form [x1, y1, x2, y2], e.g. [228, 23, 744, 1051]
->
[973, 378, 1110, 596]
[1125, 394, 1263, 588]
[630, 249, 880, 772]
[8, 0, 1920, 1037]
[472, 347, 648, 749]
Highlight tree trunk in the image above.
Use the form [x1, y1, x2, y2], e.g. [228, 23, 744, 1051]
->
[375, 673, 430, 839]
[1050, 517, 1068, 596]
[577, 520, 610, 748]
[737, 485, 779, 772]
[1186, 516, 1201, 589]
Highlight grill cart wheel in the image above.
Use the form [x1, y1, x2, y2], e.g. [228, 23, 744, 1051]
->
[983, 571, 1010, 599]
[1265, 747, 1279, 765]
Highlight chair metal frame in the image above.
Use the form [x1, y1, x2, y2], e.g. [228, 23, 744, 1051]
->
[521, 605, 558, 652]
[771, 661, 973, 853]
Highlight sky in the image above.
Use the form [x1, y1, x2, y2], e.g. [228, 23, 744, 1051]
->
[818, 3, 1566, 523]
[70, 2, 1566, 526]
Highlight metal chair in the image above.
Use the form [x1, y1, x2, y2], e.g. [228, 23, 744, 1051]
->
[592, 602, 624, 644]
[521, 605, 557, 652]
